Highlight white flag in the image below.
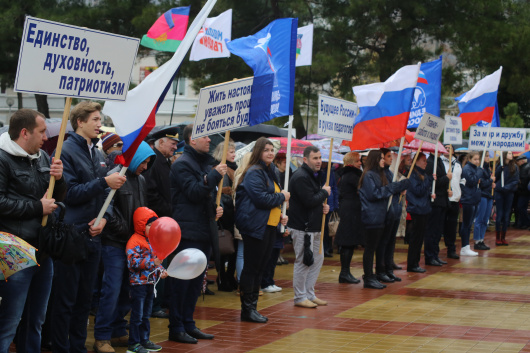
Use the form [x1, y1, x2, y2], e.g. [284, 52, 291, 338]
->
[190, 9, 232, 61]
[295, 24, 313, 67]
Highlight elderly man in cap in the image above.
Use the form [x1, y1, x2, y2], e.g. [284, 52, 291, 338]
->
[143, 127, 178, 318]
[515, 154, 530, 229]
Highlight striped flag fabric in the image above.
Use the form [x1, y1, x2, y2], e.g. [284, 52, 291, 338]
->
[348, 64, 420, 150]
[103, 0, 217, 166]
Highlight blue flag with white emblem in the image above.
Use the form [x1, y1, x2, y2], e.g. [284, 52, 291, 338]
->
[226, 18, 297, 126]
[407, 57, 442, 128]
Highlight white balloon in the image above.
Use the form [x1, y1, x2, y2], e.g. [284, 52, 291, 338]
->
[167, 248, 207, 280]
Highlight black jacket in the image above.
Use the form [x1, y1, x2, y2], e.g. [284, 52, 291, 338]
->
[0, 149, 66, 247]
[287, 163, 329, 232]
[335, 166, 364, 246]
[406, 167, 433, 215]
[103, 170, 148, 249]
[144, 147, 172, 218]
[235, 161, 285, 239]
[518, 162, 530, 196]
[460, 162, 482, 205]
[359, 170, 409, 229]
[426, 154, 450, 208]
[60, 132, 111, 232]
[170, 145, 222, 242]
[479, 163, 494, 199]
[495, 164, 519, 194]
[384, 165, 409, 222]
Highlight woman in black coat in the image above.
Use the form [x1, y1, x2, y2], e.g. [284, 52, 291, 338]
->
[335, 152, 364, 284]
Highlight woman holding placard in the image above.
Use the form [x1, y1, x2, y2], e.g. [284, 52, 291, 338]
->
[406, 153, 434, 273]
[495, 151, 519, 246]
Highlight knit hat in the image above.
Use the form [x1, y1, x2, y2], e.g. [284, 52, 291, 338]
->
[101, 132, 122, 152]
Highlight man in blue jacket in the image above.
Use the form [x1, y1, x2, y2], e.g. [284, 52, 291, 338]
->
[51, 101, 126, 353]
[288, 146, 330, 308]
[168, 124, 225, 344]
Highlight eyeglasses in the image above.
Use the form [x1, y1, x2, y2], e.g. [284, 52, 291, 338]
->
[113, 142, 123, 148]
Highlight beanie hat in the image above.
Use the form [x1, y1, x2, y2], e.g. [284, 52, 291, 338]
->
[101, 132, 122, 152]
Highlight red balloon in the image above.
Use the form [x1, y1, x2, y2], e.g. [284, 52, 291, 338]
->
[149, 217, 181, 260]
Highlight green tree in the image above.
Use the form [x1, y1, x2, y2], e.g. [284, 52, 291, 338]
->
[500, 102, 524, 128]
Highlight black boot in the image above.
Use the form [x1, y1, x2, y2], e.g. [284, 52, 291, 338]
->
[363, 274, 386, 289]
[386, 270, 402, 282]
[376, 272, 394, 283]
[338, 247, 360, 284]
[240, 289, 267, 323]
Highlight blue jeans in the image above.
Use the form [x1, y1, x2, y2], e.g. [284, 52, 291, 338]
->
[460, 204, 477, 247]
[236, 239, 244, 282]
[128, 285, 154, 346]
[474, 197, 493, 242]
[94, 245, 130, 340]
[52, 238, 101, 353]
[495, 192, 515, 232]
[0, 256, 53, 353]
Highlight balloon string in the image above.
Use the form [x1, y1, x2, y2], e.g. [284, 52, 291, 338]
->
[147, 267, 163, 298]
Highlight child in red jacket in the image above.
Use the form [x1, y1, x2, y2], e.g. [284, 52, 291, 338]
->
[126, 207, 167, 353]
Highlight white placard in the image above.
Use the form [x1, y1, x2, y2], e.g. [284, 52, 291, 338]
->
[414, 113, 446, 144]
[15, 16, 139, 101]
[469, 127, 526, 151]
[192, 77, 252, 139]
[317, 95, 357, 140]
[443, 115, 462, 145]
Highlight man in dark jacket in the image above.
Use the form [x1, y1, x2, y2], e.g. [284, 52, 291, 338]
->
[424, 153, 452, 266]
[143, 130, 178, 318]
[167, 124, 225, 344]
[51, 101, 126, 353]
[93, 142, 156, 353]
[0, 109, 66, 353]
[288, 146, 330, 308]
[515, 155, 530, 228]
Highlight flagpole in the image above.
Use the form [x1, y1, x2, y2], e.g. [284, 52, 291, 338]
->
[319, 137, 333, 254]
[94, 166, 128, 227]
[215, 130, 230, 220]
[448, 145, 453, 192]
[280, 116, 293, 233]
[478, 124, 492, 189]
[400, 140, 424, 202]
[388, 136, 405, 210]
[306, 67, 312, 135]
[431, 141, 439, 202]
[491, 151, 497, 196]
[42, 97, 72, 226]
[169, 73, 180, 125]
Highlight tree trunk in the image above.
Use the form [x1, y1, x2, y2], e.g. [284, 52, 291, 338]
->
[35, 94, 50, 118]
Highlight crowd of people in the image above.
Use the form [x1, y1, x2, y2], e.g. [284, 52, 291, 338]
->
[1, 103, 529, 353]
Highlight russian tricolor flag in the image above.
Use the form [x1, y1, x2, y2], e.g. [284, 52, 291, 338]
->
[349, 64, 420, 150]
[456, 67, 502, 131]
[103, 0, 217, 166]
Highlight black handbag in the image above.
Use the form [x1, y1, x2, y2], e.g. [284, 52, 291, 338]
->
[218, 223, 235, 256]
[303, 233, 314, 266]
[39, 202, 87, 264]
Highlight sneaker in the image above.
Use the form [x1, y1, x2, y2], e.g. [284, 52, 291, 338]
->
[272, 285, 282, 291]
[127, 344, 148, 353]
[460, 245, 478, 257]
[94, 340, 115, 353]
[474, 242, 487, 250]
[481, 241, 490, 250]
[141, 340, 162, 352]
[262, 285, 280, 293]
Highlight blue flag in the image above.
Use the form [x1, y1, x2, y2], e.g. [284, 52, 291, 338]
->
[407, 57, 442, 128]
[226, 18, 297, 126]
[476, 100, 500, 127]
